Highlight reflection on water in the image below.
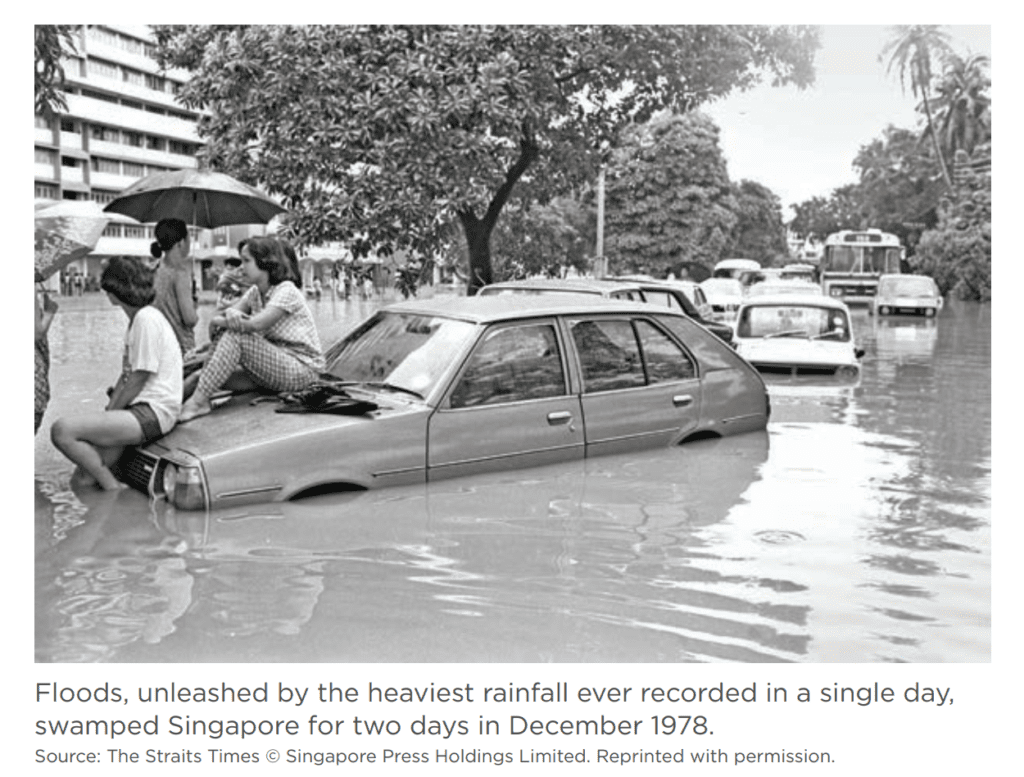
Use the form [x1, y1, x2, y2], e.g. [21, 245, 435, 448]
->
[35, 296, 990, 662]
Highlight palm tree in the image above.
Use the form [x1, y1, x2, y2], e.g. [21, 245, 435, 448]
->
[880, 25, 954, 189]
[928, 51, 991, 159]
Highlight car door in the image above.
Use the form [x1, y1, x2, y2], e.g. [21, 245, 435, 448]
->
[427, 319, 584, 481]
[568, 315, 702, 457]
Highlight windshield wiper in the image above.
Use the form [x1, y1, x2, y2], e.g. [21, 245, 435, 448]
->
[763, 329, 808, 339]
[362, 381, 425, 400]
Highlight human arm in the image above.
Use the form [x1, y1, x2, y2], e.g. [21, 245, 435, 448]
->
[173, 269, 199, 328]
[214, 304, 287, 333]
[106, 370, 152, 411]
[35, 291, 57, 341]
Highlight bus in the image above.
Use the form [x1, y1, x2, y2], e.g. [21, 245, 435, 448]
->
[820, 229, 903, 304]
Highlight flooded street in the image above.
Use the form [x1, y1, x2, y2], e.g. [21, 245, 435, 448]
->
[34, 292, 990, 663]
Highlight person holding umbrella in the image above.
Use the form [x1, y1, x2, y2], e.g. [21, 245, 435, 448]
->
[51, 257, 183, 490]
[178, 237, 323, 422]
[150, 218, 198, 356]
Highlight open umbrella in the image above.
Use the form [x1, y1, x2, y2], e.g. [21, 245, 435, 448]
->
[103, 169, 286, 228]
[34, 199, 111, 281]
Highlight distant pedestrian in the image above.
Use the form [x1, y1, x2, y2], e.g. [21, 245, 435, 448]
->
[50, 257, 182, 490]
[150, 218, 198, 356]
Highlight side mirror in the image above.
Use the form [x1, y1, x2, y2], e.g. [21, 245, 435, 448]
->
[855, 348, 866, 360]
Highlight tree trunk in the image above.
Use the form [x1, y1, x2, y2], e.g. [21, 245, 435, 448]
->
[923, 86, 954, 190]
[458, 127, 540, 296]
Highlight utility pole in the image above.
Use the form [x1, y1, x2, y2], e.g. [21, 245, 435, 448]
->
[595, 163, 605, 278]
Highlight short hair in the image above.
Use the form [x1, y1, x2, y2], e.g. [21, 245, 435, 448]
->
[244, 236, 295, 286]
[150, 218, 189, 259]
[101, 256, 156, 307]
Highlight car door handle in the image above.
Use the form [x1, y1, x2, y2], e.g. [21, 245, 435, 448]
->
[672, 394, 694, 408]
[547, 411, 573, 425]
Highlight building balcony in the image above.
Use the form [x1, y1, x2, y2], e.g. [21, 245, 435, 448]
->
[65, 93, 200, 143]
[35, 162, 59, 181]
[84, 34, 191, 83]
[60, 131, 84, 150]
[66, 70, 188, 115]
[90, 170, 142, 191]
[35, 127, 57, 145]
[61, 166, 86, 184]
[87, 138, 197, 170]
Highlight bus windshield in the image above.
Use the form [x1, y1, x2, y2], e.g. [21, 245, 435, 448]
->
[824, 246, 901, 274]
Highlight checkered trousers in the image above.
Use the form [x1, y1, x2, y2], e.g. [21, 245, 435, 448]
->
[196, 330, 319, 397]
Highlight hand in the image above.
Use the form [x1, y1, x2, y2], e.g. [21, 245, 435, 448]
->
[224, 308, 248, 331]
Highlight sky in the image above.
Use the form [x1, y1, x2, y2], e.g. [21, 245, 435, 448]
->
[702, 25, 992, 220]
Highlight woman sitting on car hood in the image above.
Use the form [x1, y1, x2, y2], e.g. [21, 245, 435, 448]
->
[178, 237, 324, 422]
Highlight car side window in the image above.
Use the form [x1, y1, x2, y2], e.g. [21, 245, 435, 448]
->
[635, 320, 697, 382]
[570, 319, 646, 393]
[640, 290, 683, 311]
[448, 323, 566, 409]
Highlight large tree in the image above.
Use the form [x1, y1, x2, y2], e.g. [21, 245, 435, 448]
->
[154, 25, 818, 293]
[604, 111, 738, 278]
[880, 25, 954, 190]
[928, 51, 991, 160]
[788, 185, 866, 241]
[723, 179, 789, 265]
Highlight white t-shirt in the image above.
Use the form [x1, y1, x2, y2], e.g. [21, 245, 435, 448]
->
[123, 306, 183, 434]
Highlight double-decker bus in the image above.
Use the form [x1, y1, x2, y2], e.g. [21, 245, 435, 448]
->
[820, 229, 903, 304]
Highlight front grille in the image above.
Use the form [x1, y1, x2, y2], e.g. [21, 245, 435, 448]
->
[757, 364, 839, 376]
[115, 448, 159, 494]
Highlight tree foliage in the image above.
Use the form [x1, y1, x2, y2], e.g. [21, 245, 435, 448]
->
[723, 179, 789, 265]
[603, 111, 737, 278]
[35, 25, 78, 118]
[788, 185, 866, 241]
[928, 51, 991, 159]
[153, 24, 819, 293]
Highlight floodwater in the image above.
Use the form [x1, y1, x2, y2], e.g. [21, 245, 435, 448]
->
[34, 291, 990, 663]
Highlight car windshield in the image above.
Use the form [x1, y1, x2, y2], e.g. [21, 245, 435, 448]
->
[324, 312, 479, 397]
[737, 304, 851, 341]
[879, 277, 937, 296]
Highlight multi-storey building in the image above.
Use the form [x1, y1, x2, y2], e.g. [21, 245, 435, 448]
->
[34, 25, 257, 291]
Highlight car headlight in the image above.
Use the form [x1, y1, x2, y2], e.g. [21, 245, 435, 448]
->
[160, 458, 208, 511]
[835, 365, 859, 380]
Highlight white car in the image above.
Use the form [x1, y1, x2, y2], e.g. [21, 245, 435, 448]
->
[747, 279, 823, 298]
[667, 279, 714, 320]
[733, 294, 865, 384]
[871, 274, 943, 317]
[699, 277, 745, 322]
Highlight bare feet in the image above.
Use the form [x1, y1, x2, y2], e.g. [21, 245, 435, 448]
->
[179, 397, 212, 423]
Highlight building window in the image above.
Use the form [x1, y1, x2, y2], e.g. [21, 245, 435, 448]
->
[121, 99, 143, 111]
[122, 131, 143, 147]
[89, 189, 119, 204]
[89, 58, 120, 80]
[102, 224, 122, 238]
[36, 183, 59, 199]
[122, 162, 145, 177]
[123, 68, 145, 87]
[80, 88, 120, 104]
[60, 156, 81, 168]
[124, 225, 150, 239]
[91, 157, 120, 174]
[60, 118, 77, 133]
[145, 73, 165, 91]
[35, 148, 57, 164]
[168, 140, 193, 155]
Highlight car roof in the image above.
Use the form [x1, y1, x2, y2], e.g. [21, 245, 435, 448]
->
[714, 258, 761, 270]
[482, 277, 643, 294]
[738, 293, 849, 310]
[383, 292, 674, 324]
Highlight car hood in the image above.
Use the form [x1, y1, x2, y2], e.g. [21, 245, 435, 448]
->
[736, 337, 858, 366]
[146, 390, 424, 461]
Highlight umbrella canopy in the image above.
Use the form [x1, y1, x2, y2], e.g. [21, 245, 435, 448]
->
[34, 200, 111, 281]
[103, 169, 286, 229]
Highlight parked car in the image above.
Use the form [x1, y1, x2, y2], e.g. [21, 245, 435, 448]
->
[481, 277, 735, 345]
[780, 263, 818, 283]
[871, 274, 943, 317]
[713, 258, 762, 287]
[733, 294, 865, 383]
[666, 279, 714, 320]
[117, 295, 770, 510]
[699, 277, 745, 322]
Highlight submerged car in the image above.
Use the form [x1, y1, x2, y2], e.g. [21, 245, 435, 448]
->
[733, 294, 865, 383]
[481, 277, 734, 345]
[747, 279, 823, 298]
[871, 274, 943, 317]
[699, 277, 745, 322]
[117, 295, 770, 510]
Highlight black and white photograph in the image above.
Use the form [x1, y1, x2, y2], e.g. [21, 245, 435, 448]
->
[34, 24, 991, 665]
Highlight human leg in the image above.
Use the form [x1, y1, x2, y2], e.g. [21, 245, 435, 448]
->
[51, 411, 145, 490]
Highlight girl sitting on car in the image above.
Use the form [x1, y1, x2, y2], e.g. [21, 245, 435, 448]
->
[51, 257, 183, 490]
[178, 237, 324, 422]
